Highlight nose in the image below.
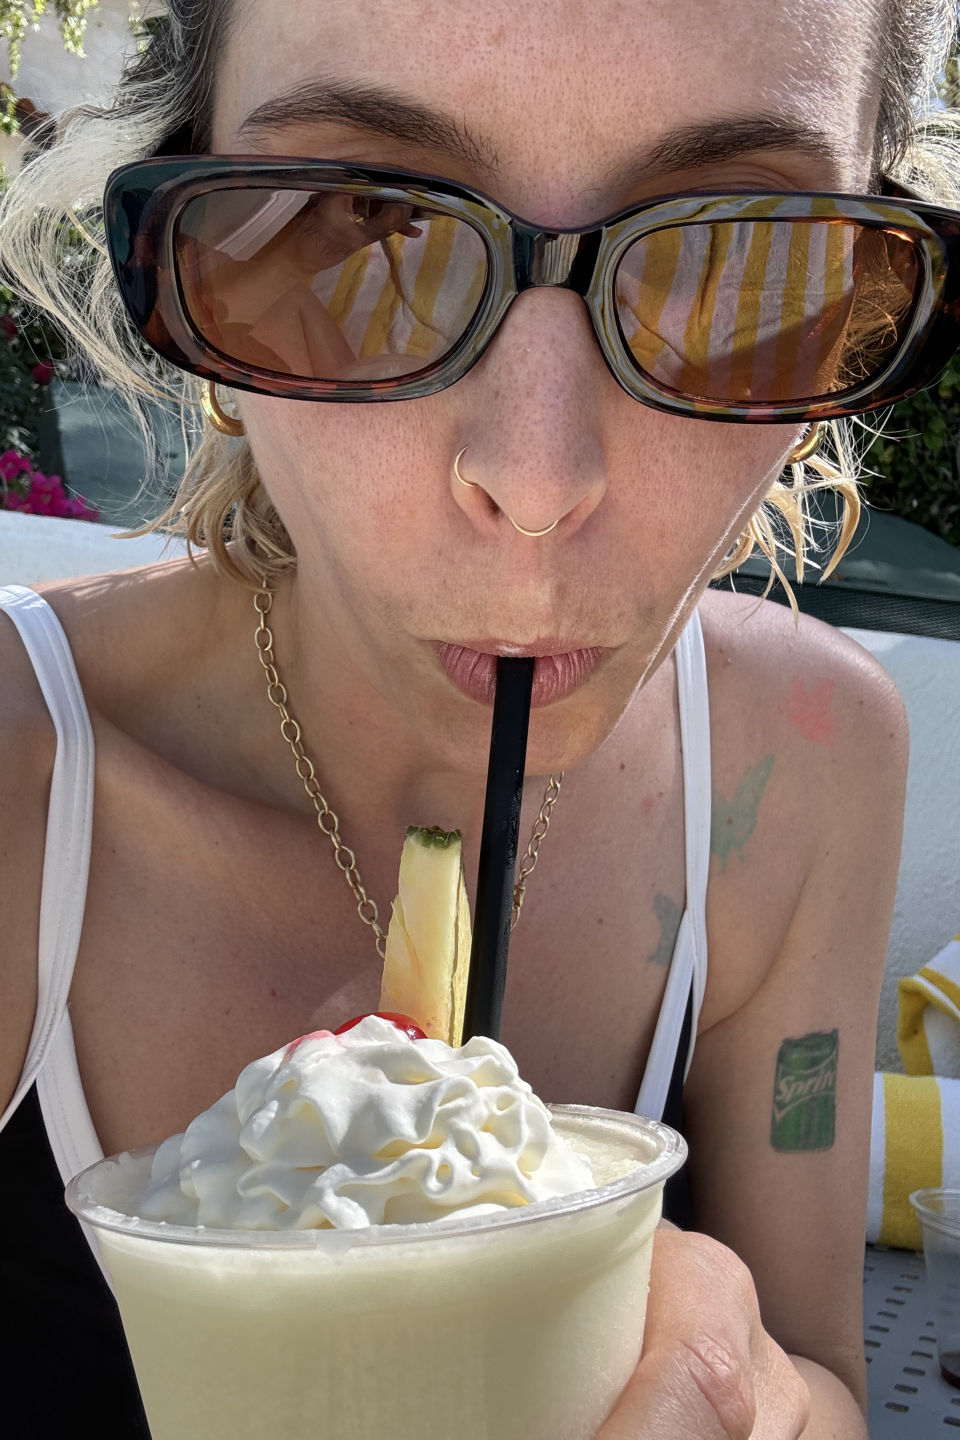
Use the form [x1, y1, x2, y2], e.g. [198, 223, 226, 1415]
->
[453, 448, 565, 536]
[449, 288, 608, 539]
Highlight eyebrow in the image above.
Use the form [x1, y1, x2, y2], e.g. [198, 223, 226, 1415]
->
[638, 115, 839, 177]
[238, 80, 495, 174]
[238, 82, 839, 189]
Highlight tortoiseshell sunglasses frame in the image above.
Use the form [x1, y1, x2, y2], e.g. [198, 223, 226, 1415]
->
[104, 157, 960, 422]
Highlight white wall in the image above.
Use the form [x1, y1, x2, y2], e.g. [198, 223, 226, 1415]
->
[0, 0, 140, 172]
[1, 0, 136, 116]
[844, 629, 960, 1071]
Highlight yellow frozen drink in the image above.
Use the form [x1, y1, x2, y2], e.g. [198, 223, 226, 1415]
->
[67, 1016, 685, 1440]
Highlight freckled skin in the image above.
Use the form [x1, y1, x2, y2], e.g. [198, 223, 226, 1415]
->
[0, 1, 909, 1433]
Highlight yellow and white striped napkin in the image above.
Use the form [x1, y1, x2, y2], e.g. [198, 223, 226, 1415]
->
[897, 936, 960, 1078]
[868, 1072, 960, 1248]
[867, 937, 960, 1248]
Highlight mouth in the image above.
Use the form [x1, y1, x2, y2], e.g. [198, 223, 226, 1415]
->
[434, 641, 606, 706]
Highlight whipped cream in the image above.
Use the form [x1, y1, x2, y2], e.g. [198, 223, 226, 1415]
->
[138, 1016, 596, 1230]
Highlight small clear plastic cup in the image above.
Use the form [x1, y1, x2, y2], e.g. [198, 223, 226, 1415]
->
[67, 1105, 685, 1440]
[910, 1188, 960, 1390]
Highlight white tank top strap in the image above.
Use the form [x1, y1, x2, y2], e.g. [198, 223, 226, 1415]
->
[0, 586, 97, 1151]
[635, 608, 711, 1121]
[675, 608, 711, 1036]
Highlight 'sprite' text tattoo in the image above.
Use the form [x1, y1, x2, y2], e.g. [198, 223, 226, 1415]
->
[770, 1030, 838, 1152]
[710, 754, 774, 873]
[646, 892, 683, 966]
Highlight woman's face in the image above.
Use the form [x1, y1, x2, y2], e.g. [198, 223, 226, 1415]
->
[212, 0, 878, 776]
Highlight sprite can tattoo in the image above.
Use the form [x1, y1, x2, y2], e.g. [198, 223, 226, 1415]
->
[770, 1030, 838, 1151]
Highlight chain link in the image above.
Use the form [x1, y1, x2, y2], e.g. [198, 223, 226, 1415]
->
[511, 771, 564, 930]
[254, 588, 562, 958]
[254, 589, 389, 958]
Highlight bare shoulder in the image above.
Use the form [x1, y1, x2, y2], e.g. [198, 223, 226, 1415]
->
[34, 554, 232, 717]
[695, 589, 908, 1026]
[0, 555, 239, 1113]
[0, 604, 56, 1111]
[698, 587, 908, 779]
[0, 602, 56, 816]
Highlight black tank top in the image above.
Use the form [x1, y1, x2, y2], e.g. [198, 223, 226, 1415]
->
[0, 1084, 150, 1436]
[0, 990, 692, 1436]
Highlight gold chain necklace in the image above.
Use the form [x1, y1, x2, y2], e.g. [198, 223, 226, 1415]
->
[254, 589, 563, 955]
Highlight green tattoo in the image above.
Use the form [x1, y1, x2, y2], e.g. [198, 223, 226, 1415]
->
[710, 754, 774, 872]
[646, 892, 683, 966]
[770, 1031, 838, 1151]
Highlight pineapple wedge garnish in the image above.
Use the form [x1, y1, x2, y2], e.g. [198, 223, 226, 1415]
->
[379, 826, 471, 1046]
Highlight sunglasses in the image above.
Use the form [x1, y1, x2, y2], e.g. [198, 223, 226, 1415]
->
[104, 157, 960, 422]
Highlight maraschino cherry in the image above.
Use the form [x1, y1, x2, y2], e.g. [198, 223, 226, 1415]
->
[334, 1012, 427, 1041]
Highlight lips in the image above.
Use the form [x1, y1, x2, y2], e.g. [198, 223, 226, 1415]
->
[435, 642, 605, 706]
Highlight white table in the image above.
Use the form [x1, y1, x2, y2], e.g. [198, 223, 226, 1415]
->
[865, 1245, 960, 1435]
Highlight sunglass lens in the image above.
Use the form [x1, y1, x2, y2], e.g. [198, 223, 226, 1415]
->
[175, 188, 489, 384]
[615, 218, 921, 405]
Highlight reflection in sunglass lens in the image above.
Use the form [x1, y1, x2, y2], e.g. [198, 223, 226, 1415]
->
[615, 216, 921, 404]
[175, 187, 489, 382]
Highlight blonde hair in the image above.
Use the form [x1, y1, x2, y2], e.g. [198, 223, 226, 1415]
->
[0, 0, 957, 590]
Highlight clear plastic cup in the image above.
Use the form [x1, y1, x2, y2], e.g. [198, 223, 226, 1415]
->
[910, 1188, 960, 1390]
[67, 1105, 685, 1440]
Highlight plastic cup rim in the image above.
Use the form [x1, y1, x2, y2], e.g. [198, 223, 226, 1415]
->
[65, 1103, 686, 1251]
[909, 1187, 960, 1241]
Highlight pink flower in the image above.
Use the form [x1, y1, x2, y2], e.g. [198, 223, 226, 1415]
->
[0, 449, 33, 483]
[26, 478, 53, 511]
[28, 471, 60, 497]
[58, 496, 91, 519]
[31, 360, 55, 387]
[0, 316, 17, 342]
[0, 449, 98, 521]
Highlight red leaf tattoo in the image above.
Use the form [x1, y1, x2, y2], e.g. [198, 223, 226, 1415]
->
[778, 676, 836, 746]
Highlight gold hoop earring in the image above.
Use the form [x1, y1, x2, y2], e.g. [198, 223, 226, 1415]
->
[201, 380, 245, 437]
[787, 422, 827, 466]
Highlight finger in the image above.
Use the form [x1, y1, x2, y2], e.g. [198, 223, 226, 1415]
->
[645, 1231, 808, 1439]
[598, 1231, 756, 1439]
[598, 1328, 757, 1440]
[749, 1341, 810, 1440]
[596, 1229, 809, 1440]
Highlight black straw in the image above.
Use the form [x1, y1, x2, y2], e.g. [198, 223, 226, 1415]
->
[462, 656, 535, 1042]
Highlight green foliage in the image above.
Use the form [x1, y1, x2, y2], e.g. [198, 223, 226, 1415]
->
[862, 352, 960, 548]
[0, 0, 100, 78]
[0, 88, 15, 136]
[0, 283, 70, 455]
[128, 5, 162, 45]
[944, 54, 960, 109]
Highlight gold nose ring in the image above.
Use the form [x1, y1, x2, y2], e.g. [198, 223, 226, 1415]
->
[453, 446, 480, 488]
[508, 515, 562, 537]
[453, 446, 562, 537]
